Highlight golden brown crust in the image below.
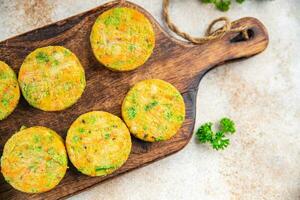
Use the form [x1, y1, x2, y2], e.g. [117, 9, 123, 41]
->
[1, 126, 68, 193]
[122, 79, 185, 142]
[0, 61, 20, 120]
[18, 46, 86, 111]
[90, 7, 155, 71]
[66, 111, 132, 176]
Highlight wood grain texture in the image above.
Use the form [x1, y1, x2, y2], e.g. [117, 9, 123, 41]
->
[0, 1, 269, 199]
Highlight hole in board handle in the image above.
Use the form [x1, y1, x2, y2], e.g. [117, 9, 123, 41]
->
[230, 29, 255, 43]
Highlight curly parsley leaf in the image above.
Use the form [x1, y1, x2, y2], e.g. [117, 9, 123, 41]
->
[195, 117, 236, 150]
[220, 117, 236, 134]
[211, 131, 230, 150]
[196, 122, 214, 143]
[215, 0, 231, 12]
[201, 0, 246, 12]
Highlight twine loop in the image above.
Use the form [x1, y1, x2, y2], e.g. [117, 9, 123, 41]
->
[163, 0, 249, 44]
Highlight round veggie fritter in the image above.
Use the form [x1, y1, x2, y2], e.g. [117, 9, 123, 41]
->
[90, 7, 155, 71]
[122, 79, 185, 142]
[0, 126, 68, 193]
[18, 46, 86, 111]
[66, 111, 132, 176]
[0, 61, 20, 120]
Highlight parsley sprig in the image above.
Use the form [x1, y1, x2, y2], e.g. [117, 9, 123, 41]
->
[201, 0, 245, 12]
[196, 118, 236, 150]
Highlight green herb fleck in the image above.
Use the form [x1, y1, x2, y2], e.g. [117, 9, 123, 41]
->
[104, 133, 110, 139]
[31, 188, 38, 193]
[1, 98, 9, 107]
[21, 83, 38, 106]
[73, 135, 80, 142]
[154, 136, 164, 142]
[104, 15, 120, 26]
[129, 91, 138, 104]
[78, 127, 85, 133]
[47, 147, 56, 155]
[128, 107, 137, 119]
[143, 125, 148, 131]
[88, 116, 97, 124]
[111, 60, 125, 68]
[51, 154, 67, 166]
[64, 50, 71, 56]
[164, 110, 173, 120]
[0, 72, 8, 80]
[33, 135, 40, 143]
[36, 52, 49, 63]
[52, 59, 59, 67]
[147, 43, 153, 49]
[95, 165, 116, 171]
[34, 146, 42, 152]
[195, 117, 236, 150]
[144, 100, 158, 111]
[63, 82, 73, 91]
[176, 115, 184, 122]
[103, 8, 125, 26]
[128, 44, 136, 52]
[28, 164, 38, 172]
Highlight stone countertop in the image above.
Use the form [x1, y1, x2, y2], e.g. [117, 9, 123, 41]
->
[0, 0, 299, 199]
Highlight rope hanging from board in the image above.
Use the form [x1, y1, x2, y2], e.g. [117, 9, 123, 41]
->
[162, 0, 249, 44]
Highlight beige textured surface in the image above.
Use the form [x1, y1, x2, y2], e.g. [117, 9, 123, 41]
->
[0, 0, 299, 199]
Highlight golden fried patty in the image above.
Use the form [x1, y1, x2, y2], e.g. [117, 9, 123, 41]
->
[18, 46, 86, 111]
[90, 7, 155, 71]
[66, 111, 132, 176]
[122, 79, 185, 142]
[0, 61, 20, 120]
[1, 126, 68, 193]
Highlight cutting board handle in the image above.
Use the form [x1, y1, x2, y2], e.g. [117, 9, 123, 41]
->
[217, 17, 269, 60]
[191, 17, 269, 70]
[153, 16, 269, 90]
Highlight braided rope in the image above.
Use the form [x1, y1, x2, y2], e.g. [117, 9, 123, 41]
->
[163, 0, 249, 44]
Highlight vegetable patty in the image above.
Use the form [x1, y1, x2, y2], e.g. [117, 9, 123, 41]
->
[1, 126, 68, 193]
[122, 79, 185, 142]
[0, 61, 20, 120]
[18, 46, 86, 111]
[90, 7, 155, 71]
[66, 111, 132, 176]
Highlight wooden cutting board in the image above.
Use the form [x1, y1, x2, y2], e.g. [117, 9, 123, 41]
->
[0, 1, 269, 199]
